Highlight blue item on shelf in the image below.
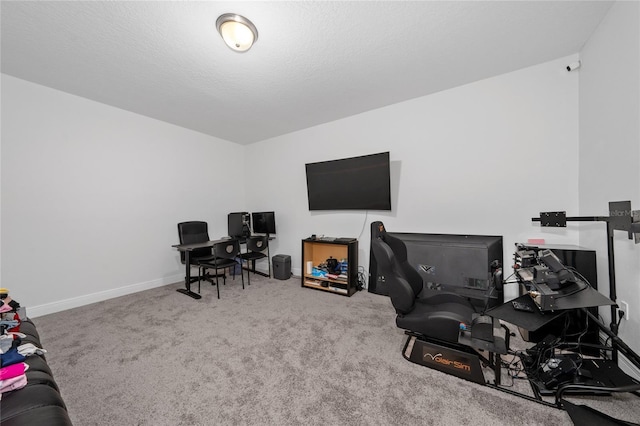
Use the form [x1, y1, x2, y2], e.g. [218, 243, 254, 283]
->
[311, 267, 326, 277]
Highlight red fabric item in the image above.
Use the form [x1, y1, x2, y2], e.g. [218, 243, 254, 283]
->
[8, 312, 20, 333]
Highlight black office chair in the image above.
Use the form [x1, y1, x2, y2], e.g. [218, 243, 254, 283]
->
[370, 221, 476, 343]
[238, 236, 270, 285]
[177, 221, 219, 294]
[198, 239, 244, 299]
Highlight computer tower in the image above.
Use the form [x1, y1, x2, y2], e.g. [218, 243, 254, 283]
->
[518, 245, 600, 355]
[228, 212, 251, 240]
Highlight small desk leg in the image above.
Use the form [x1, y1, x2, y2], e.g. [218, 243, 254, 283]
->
[176, 251, 202, 299]
[492, 352, 501, 386]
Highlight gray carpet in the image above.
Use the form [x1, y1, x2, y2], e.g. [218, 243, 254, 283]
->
[32, 275, 637, 425]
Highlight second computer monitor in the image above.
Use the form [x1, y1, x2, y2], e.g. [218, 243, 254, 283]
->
[252, 211, 276, 235]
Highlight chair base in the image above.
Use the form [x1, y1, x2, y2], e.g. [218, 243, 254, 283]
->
[199, 271, 226, 300]
[199, 264, 243, 299]
[242, 265, 270, 278]
[402, 333, 486, 385]
[200, 272, 225, 286]
[176, 288, 202, 300]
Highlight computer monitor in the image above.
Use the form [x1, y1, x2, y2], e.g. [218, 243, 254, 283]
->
[252, 212, 276, 235]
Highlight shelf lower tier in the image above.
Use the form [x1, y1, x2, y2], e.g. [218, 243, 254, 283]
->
[303, 277, 351, 296]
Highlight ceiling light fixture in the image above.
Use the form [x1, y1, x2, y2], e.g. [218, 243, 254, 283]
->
[216, 13, 258, 53]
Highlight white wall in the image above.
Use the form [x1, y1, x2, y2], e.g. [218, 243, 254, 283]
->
[246, 55, 581, 301]
[0, 55, 588, 316]
[578, 1, 640, 376]
[1, 74, 245, 316]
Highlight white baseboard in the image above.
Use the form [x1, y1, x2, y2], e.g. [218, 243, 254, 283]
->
[619, 353, 640, 381]
[27, 274, 183, 318]
[245, 261, 298, 278]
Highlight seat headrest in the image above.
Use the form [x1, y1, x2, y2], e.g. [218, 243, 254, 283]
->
[371, 235, 415, 315]
[371, 221, 387, 242]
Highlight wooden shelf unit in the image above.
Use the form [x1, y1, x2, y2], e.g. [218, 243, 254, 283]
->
[301, 238, 358, 297]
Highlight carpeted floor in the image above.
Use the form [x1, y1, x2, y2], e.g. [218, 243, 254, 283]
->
[32, 274, 638, 425]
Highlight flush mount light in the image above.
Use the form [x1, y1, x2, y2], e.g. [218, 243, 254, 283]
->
[216, 13, 258, 53]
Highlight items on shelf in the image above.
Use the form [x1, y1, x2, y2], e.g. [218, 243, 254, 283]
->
[309, 258, 348, 279]
[302, 238, 358, 296]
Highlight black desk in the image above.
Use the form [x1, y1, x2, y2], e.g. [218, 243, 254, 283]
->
[488, 285, 615, 332]
[487, 295, 566, 331]
[172, 239, 225, 299]
[516, 267, 615, 312]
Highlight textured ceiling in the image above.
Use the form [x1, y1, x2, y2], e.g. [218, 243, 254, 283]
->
[1, 1, 613, 145]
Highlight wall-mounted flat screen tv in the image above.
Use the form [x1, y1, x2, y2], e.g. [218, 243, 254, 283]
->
[305, 152, 391, 211]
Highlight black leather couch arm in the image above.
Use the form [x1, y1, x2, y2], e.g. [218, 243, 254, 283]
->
[1, 318, 72, 426]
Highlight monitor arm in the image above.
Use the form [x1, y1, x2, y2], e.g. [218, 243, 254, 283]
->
[532, 200, 639, 364]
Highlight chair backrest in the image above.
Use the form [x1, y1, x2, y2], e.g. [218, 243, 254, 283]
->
[370, 221, 418, 315]
[371, 221, 424, 297]
[177, 221, 211, 264]
[246, 235, 268, 254]
[214, 239, 240, 261]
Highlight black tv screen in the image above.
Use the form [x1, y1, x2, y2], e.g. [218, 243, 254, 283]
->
[305, 152, 391, 211]
[252, 211, 276, 234]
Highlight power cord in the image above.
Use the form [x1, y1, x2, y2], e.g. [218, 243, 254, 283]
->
[357, 211, 369, 241]
[617, 309, 625, 332]
[357, 266, 367, 291]
[501, 352, 529, 387]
